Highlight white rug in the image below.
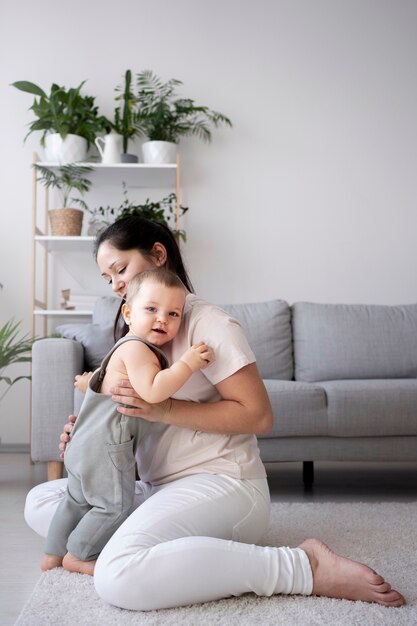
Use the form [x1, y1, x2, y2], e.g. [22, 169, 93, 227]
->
[16, 502, 417, 626]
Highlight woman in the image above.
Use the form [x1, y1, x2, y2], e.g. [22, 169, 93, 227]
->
[25, 217, 404, 611]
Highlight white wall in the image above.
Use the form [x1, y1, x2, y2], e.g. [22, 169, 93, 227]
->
[1, 0, 417, 443]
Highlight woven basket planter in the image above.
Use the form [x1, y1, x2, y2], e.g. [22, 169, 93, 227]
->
[49, 208, 83, 236]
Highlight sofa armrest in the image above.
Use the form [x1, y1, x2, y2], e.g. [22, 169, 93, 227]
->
[31, 338, 84, 464]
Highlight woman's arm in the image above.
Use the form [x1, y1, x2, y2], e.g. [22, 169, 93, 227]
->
[112, 363, 273, 435]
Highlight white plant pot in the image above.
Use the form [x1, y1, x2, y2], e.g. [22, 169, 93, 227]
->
[141, 141, 177, 164]
[44, 133, 88, 164]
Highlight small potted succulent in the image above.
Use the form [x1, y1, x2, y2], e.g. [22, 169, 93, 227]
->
[11, 80, 111, 163]
[34, 163, 93, 236]
[135, 70, 232, 163]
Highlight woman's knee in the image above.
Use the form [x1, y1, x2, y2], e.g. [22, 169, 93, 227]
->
[94, 548, 154, 611]
[24, 479, 68, 537]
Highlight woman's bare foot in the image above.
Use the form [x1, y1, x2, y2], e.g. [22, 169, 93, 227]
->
[62, 552, 96, 576]
[299, 538, 404, 607]
[41, 553, 63, 571]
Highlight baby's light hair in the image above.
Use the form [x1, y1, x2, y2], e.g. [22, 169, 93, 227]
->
[126, 268, 186, 304]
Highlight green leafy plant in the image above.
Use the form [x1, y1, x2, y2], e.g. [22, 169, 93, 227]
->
[0, 319, 34, 402]
[11, 80, 111, 147]
[112, 70, 141, 154]
[135, 70, 232, 143]
[89, 183, 189, 241]
[34, 163, 93, 210]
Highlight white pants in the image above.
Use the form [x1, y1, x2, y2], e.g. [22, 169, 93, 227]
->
[25, 473, 313, 610]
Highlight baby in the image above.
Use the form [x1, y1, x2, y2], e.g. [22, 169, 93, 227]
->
[42, 268, 213, 575]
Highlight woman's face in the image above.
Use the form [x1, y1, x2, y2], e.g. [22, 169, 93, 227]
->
[96, 241, 158, 299]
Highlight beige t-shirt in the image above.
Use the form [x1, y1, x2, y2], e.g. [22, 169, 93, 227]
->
[135, 294, 267, 485]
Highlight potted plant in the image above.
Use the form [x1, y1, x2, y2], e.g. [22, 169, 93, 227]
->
[87, 183, 188, 241]
[35, 163, 93, 236]
[0, 285, 34, 404]
[135, 70, 232, 163]
[111, 69, 141, 163]
[11, 80, 111, 163]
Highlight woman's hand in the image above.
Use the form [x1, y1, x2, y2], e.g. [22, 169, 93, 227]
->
[58, 414, 77, 458]
[110, 380, 172, 423]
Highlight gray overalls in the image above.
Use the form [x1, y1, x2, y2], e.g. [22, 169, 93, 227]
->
[45, 336, 168, 561]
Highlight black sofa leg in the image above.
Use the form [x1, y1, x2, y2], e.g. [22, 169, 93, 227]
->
[303, 461, 314, 489]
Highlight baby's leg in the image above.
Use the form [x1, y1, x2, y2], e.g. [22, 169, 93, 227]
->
[62, 552, 95, 576]
[41, 553, 63, 571]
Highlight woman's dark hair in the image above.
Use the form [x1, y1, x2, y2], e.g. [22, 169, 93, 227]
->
[94, 216, 194, 340]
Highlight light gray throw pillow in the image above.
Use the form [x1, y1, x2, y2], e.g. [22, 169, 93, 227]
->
[220, 300, 293, 380]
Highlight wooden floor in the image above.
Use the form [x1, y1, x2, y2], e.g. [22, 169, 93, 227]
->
[1, 453, 416, 625]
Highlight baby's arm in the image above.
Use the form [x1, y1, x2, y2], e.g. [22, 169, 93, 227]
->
[123, 341, 214, 404]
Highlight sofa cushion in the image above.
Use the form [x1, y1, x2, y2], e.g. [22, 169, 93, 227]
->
[320, 379, 417, 437]
[259, 379, 328, 438]
[56, 297, 121, 370]
[221, 300, 293, 380]
[293, 302, 417, 382]
[56, 323, 114, 370]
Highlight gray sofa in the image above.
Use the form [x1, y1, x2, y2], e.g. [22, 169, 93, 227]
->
[31, 298, 417, 483]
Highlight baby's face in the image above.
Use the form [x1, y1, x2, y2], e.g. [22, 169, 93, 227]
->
[123, 281, 186, 346]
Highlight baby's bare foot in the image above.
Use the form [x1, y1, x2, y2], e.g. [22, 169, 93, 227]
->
[62, 552, 96, 576]
[299, 538, 404, 607]
[41, 553, 63, 571]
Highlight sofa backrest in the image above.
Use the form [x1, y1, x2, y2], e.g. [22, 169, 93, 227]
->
[220, 300, 293, 380]
[59, 296, 294, 380]
[292, 302, 417, 381]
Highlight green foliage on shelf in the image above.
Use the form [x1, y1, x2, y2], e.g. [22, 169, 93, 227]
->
[135, 70, 232, 143]
[34, 163, 93, 211]
[11, 80, 111, 147]
[89, 183, 189, 241]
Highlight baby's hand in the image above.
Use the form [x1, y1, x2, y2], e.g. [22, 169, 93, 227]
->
[180, 342, 215, 373]
[74, 371, 93, 394]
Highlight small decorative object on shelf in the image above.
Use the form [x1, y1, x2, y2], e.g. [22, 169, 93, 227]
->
[34, 163, 93, 236]
[60, 289, 97, 311]
[11, 80, 110, 163]
[135, 70, 232, 163]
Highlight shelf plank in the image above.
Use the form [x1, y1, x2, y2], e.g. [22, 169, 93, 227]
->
[36, 162, 177, 188]
[35, 236, 95, 252]
[34, 310, 93, 316]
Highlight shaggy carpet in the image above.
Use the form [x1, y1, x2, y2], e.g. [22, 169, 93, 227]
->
[16, 502, 417, 626]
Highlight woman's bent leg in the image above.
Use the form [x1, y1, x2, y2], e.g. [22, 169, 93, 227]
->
[24, 479, 69, 538]
[24, 478, 146, 539]
[94, 474, 312, 611]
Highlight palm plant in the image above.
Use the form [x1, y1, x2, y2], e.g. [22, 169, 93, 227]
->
[34, 163, 93, 210]
[135, 70, 232, 143]
[11, 80, 111, 147]
[0, 319, 34, 402]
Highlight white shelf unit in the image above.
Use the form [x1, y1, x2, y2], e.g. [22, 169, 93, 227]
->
[31, 155, 181, 336]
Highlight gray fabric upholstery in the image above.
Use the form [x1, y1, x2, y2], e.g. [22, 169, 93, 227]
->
[293, 302, 417, 382]
[260, 380, 328, 437]
[221, 300, 293, 380]
[56, 323, 114, 370]
[31, 338, 84, 463]
[56, 297, 121, 370]
[30, 298, 417, 471]
[319, 379, 417, 437]
[258, 436, 417, 462]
